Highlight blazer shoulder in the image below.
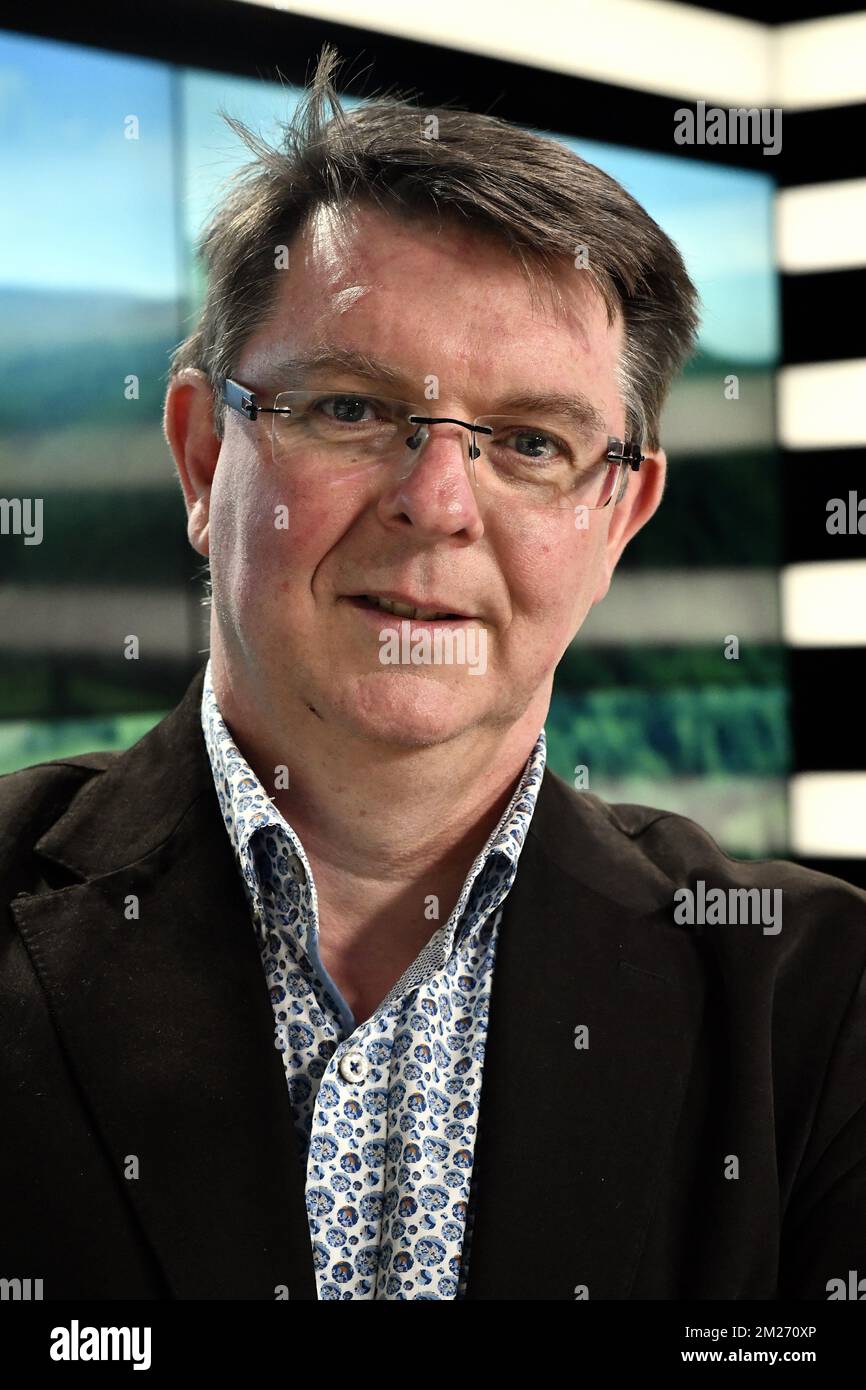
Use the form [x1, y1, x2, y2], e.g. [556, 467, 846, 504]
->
[540, 768, 866, 918]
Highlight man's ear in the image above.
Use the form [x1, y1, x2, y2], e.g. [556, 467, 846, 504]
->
[163, 367, 221, 559]
[593, 447, 667, 603]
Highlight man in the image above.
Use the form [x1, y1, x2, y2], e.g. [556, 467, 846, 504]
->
[2, 45, 864, 1301]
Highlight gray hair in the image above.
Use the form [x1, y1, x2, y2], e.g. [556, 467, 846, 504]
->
[169, 42, 700, 459]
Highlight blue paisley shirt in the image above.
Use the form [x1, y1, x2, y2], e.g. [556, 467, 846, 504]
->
[200, 658, 546, 1300]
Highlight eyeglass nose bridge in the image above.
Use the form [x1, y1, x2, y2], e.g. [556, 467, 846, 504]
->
[405, 414, 494, 464]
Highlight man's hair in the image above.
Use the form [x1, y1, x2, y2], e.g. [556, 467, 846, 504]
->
[169, 42, 700, 456]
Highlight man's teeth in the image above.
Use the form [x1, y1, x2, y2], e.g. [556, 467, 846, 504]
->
[364, 595, 456, 620]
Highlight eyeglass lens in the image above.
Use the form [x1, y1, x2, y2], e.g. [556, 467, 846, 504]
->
[270, 389, 622, 510]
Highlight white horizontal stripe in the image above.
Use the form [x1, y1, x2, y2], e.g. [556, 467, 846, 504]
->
[778, 15, 866, 111]
[245, 0, 773, 105]
[777, 181, 866, 273]
[242, 3, 866, 111]
[789, 773, 866, 856]
[2, 574, 779, 653]
[577, 569, 780, 644]
[778, 361, 866, 450]
[0, 587, 208, 656]
[660, 372, 775, 453]
[781, 561, 866, 647]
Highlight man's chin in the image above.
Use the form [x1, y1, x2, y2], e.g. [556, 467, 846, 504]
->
[327, 670, 486, 748]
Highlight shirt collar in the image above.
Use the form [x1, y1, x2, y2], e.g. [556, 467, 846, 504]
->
[200, 656, 546, 928]
[200, 660, 289, 912]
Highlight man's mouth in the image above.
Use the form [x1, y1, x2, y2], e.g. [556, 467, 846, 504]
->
[349, 594, 470, 621]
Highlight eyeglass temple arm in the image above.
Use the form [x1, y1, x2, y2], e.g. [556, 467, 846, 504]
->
[222, 378, 289, 421]
[607, 437, 645, 470]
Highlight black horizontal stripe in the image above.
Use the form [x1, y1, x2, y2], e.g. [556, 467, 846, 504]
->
[782, 271, 866, 365]
[777, 106, 866, 187]
[782, 447, 866, 563]
[789, 648, 866, 772]
[789, 855, 866, 892]
[673, 0, 866, 23]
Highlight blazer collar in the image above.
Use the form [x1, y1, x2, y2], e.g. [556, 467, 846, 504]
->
[13, 664, 704, 1300]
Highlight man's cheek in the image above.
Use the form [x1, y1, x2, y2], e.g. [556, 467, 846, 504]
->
[240, 486, 330, 568]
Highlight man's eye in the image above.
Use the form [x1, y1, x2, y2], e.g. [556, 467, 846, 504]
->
[313, 394, 377, 424]
[496, 428, 570, 463]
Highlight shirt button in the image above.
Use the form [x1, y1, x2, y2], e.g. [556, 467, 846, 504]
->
[338, 1050, 368, 1084]
[286, 853, 306, 883]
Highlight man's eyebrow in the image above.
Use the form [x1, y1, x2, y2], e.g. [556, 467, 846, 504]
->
[260, 348, 408, 393]
[491, 390, 607, 436]
[258, 347, 607, 434]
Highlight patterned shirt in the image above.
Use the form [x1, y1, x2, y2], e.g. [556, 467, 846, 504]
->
[200, 658, 546, 1299]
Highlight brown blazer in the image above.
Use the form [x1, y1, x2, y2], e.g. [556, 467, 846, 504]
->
[2, 664, 865, 1299]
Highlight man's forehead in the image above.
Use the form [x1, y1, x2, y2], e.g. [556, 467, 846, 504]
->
[267, 221, 609, 344]
[242, 201, 623, 414]
[295, 200, 611, 329]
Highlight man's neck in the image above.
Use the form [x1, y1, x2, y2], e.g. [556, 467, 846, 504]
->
[209, 655, 545, 1014]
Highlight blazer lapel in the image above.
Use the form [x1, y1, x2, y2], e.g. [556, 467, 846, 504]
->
[11, 665, 318, 1300]
[465, 770, 706, 1300]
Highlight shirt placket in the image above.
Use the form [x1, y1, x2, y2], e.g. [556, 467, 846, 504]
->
[201, 666, 546, 1302]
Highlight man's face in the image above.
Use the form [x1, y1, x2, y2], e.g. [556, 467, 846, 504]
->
[173, 201, 664, 749]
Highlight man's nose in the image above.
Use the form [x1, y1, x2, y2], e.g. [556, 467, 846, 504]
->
[377, 422, 486, 542]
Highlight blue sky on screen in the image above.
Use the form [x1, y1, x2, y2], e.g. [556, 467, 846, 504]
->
[561, 134, 778, 363]
[0, 33, 177, 296]
[0, 31, 777, 362]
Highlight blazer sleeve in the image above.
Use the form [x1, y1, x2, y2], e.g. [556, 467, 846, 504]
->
[779, 959, 866, 1299]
